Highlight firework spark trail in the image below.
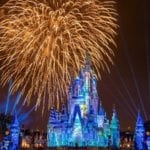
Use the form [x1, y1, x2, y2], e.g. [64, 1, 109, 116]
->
[0, 0, 118, 110]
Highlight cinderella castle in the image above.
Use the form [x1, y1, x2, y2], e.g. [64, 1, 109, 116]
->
[47, 55, 120, 148]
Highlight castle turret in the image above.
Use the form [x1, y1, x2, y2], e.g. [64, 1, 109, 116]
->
[84, 52, 91, 93]
[134, 112, 145, 150]
[10, 111, 20, 148]
[91, 74, 98, 114]
[104, 113, 110, 134]
[110, 107, 120, 148]
[97, 102, 105, 128]
[60, 104, 68, 124]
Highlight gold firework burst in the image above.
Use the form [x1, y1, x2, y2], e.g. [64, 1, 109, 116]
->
[0, 0, 118, 110]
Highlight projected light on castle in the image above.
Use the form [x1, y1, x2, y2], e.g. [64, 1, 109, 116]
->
[47, 55, 120, 148]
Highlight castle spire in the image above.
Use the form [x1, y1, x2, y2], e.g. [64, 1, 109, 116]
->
[10, 111, 20, 147]
[110, 106, 120, 148]
[85, 50, 90, 65]
[99, 101, 104, 116]
[84, 50, 91, 71]
[134, 111, 145, 150]
[61, 104, 68, 123]
[136, 111, 143, 126]
[12, 111, 19, 127]
[110, 105, 118, 126]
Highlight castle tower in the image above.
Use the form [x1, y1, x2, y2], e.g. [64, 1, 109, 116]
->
[60, 104, 68, 124]
[110, 107, 120, 148]
[134, 112, 145, 150]
[103, 113, 110, 136]
[10, 111, 20, 148]
[68, 54, 93, 119]
[91, 74, 98, 114]
[97, 102, 105, 128]
[83, 51, 91, 93]
[103, 113, 110, 147]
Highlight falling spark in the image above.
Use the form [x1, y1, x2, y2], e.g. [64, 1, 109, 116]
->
[0, 0, 118, 110]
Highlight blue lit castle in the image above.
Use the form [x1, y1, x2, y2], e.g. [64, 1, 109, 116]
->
[47, 55, 120, 148]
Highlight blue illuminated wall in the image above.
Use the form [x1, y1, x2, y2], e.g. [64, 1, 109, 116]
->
[47, 56, 120, 148]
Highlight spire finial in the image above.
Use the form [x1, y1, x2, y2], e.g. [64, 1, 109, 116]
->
[99, 101, 104, 115]
[113, 104, 116, 111]
[85, 50, 90, 66]
[12, 110, 19, 126]
[100, 101, 102, 106]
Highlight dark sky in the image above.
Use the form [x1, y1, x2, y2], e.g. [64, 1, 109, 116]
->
[0, 0, 150, 131]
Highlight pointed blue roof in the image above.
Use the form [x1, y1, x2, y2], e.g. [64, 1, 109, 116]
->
[112, 106, 118, 121]
[136, 111, 144, 127]
[12, 111, 19, 127]
[113, 106, 117, 116]
[110, 106, 119, 127]
[99, 102, 104, 116]
[135, 111, 145, 141]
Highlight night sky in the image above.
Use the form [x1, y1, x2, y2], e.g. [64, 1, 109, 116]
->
[0, 0, 150, 132]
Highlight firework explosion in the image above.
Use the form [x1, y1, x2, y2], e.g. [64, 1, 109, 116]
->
[0, 0, 118, 110]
